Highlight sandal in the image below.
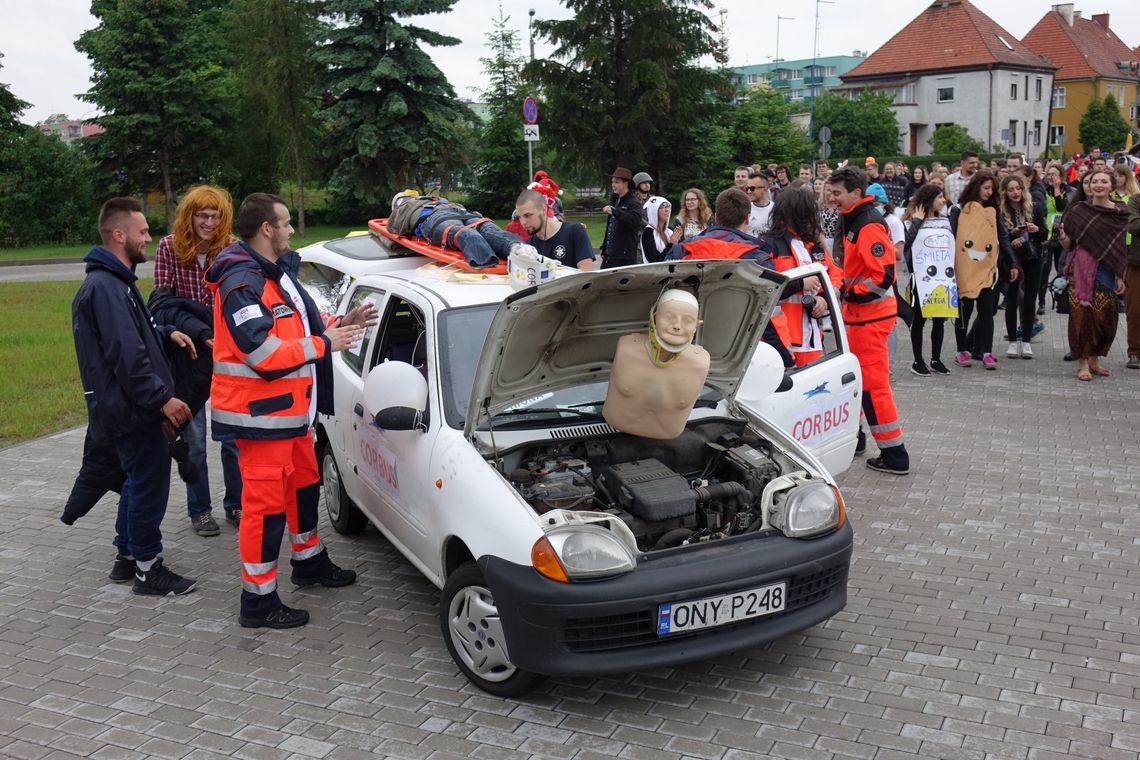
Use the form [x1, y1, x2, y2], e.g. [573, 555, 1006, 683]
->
[1077, 369, 1092, 381]
[1090, 366, 1111, 377]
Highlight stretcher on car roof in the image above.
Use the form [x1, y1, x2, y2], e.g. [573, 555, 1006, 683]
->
[368, 218, 510, 275]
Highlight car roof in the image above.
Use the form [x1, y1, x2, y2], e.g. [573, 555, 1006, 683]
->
[300, 231, 525, 310]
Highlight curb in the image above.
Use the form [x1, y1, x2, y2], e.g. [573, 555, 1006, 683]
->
[0, 257, 85, 267]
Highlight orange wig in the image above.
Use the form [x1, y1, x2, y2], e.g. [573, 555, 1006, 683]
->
[171, 185, 235, 267]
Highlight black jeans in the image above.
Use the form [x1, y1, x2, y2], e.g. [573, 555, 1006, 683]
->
[1037, 241, 1064, 307]
[955, 285, 998, 356]
[1005, 259, 1042, 343]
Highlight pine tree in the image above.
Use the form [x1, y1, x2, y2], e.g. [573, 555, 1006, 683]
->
[314, 0, 473, 217]
[75, 0, 236, 229]
[469, 5, 530, 218]
[0, 53, 29, 133]
[526, 0, 732, 194]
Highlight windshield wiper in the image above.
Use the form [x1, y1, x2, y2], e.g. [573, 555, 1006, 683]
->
[493, 407, 606, 420]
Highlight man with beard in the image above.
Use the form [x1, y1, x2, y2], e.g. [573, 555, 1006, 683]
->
[514, 189, 595, 269]
[72, 197, 198, 595]
[206, 193, 375, 629]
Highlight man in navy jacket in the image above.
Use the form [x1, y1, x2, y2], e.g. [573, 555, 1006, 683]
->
[72, 197, 197, 596]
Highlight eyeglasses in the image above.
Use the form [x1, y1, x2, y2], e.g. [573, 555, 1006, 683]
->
[746, 185, 767, 191]
[193, 212, 222, 222]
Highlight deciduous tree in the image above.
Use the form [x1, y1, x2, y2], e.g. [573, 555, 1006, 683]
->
[0, 127, 97, 245]
[75, 0, 236, 230]
[725, 86, 811, 181]
[1078, 94, 1132, 154]
[928, 123, 984, 155]
[226, 0, 321, 234]
[811, 90, 899, 162]
[314, 0, 473, 218]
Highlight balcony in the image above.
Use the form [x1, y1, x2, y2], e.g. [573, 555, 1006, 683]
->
[770, 79, 790, 89]
[804, 76, 825, 85]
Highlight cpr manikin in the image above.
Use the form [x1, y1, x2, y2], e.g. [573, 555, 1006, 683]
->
[603, 289, 711, 440]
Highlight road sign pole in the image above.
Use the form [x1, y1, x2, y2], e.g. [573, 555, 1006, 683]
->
[528, 142, 533, 182]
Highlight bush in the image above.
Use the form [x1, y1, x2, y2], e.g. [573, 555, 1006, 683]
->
[0, 127, 99, 246]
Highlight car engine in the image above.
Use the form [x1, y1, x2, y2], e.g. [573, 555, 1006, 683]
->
[503, 418, 784, 552]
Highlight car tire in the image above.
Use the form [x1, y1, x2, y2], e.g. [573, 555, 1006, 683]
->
[321, 448, 367, 535]
[440, 561, 542, 697]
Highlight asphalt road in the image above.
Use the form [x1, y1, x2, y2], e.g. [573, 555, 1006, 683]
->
[0, 260, 154, 282]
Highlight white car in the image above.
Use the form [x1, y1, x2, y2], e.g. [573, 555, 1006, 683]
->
[297, 229, 861, 696]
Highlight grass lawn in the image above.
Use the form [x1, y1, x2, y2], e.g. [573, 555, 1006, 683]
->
[0, 213, 608, 447]
[0, 225, 364, 263]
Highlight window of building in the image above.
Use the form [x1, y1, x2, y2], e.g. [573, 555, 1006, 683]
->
[901, 83, 916, 102]
[1106, 84, 1126, 105]
[1024, 75, 1029, 101]
[1008, 120, 1018, 146]
[824, 66, 836, 77]
[937, 87, 954, 103]
[1035, 78, 1042, 101]
[1010, 81, 1018, 100]
[747, 74, 757, 84]
[1049, 124, 1065, 146]
[1033, 120, 1042, 146]
[1022, 121, 1028, 146]
[1052, 87, 1066, 108]
[790, 89, 804, 101]
[790, 69, 803, 80]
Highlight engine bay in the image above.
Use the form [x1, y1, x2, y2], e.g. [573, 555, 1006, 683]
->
[499, 418, 799, 552]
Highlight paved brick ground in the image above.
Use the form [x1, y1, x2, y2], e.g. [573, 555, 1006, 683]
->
[2, 307, 1139, 760]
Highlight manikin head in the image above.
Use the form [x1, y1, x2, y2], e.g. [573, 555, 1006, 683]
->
[649, 289, 701, 356]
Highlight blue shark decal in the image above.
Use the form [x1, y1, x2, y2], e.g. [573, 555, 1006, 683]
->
[804, 381, 831, 399]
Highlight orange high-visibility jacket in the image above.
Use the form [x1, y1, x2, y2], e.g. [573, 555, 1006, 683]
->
[837, 196, 897, 325]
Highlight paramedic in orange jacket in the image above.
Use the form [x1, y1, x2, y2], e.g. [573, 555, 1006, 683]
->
[206, 193, 376, 629]
[761, 188, 842, 367]
[827, 167, 911, 475]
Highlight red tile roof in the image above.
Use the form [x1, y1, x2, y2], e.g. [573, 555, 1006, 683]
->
[842, 0, 1053, 81]
[1022, 10, 1140, 82]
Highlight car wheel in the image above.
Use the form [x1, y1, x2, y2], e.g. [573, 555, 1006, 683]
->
[440, 561, 542, 697]
[321, 448, 367, 534]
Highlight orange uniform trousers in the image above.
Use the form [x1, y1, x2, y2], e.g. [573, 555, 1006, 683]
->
[845, 319, 905, 450]
[236, 435, 325, 614]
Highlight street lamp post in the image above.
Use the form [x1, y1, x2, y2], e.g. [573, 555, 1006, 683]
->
[808, 0, 835, 171]
[529, 8, 535, 62]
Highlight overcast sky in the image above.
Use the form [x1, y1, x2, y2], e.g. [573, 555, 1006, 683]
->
[3, 0, 1139, 124]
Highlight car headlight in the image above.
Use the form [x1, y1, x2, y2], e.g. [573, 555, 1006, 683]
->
[777, 482, 843, 537]
[531, 525, 637, 582]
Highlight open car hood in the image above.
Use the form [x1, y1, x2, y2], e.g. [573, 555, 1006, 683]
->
[465, 260, 787, 436]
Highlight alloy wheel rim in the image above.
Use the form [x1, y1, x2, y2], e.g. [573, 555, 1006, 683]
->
[322, 454, 342, 522]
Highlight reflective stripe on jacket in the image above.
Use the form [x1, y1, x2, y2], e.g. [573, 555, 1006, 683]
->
[206, 242, 331, 440]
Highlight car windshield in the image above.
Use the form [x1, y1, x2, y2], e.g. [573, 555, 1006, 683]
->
[437, 304, 722, 430]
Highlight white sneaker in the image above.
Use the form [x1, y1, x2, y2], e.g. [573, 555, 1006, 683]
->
[1021, 341, 1033, 359]
[1006, 342, 1020, 358]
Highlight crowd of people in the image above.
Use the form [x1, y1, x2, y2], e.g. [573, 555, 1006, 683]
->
[563, 148, 1139, 383]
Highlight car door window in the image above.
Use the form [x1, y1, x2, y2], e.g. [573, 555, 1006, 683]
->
[341, 287, 385, 377]
[371, 297, 428, 379]
[783, 272, 846, 374]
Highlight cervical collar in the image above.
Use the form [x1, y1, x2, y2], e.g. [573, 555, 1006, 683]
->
[646, 289, 699, 362]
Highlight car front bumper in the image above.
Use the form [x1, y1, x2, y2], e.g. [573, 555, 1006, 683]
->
[478, 521, 853, 678]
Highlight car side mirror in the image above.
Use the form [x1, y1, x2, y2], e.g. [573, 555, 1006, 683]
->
[374, 406, 428, 432]
[364, 360, 428, 431]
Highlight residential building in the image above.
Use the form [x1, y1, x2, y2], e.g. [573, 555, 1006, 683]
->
[837, 0, 1055, 157]
[34, 114, 103, 144]
[1022, 4, 1140, 156]
[732, 55, 866, 104]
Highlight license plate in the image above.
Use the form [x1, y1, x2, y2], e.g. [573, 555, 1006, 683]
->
[657, 581, 786, 636]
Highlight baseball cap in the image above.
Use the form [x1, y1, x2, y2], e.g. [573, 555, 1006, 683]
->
[866, 183, 889, 204]
[864, 156, 876, 166]
[633, 171, 653, 185]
